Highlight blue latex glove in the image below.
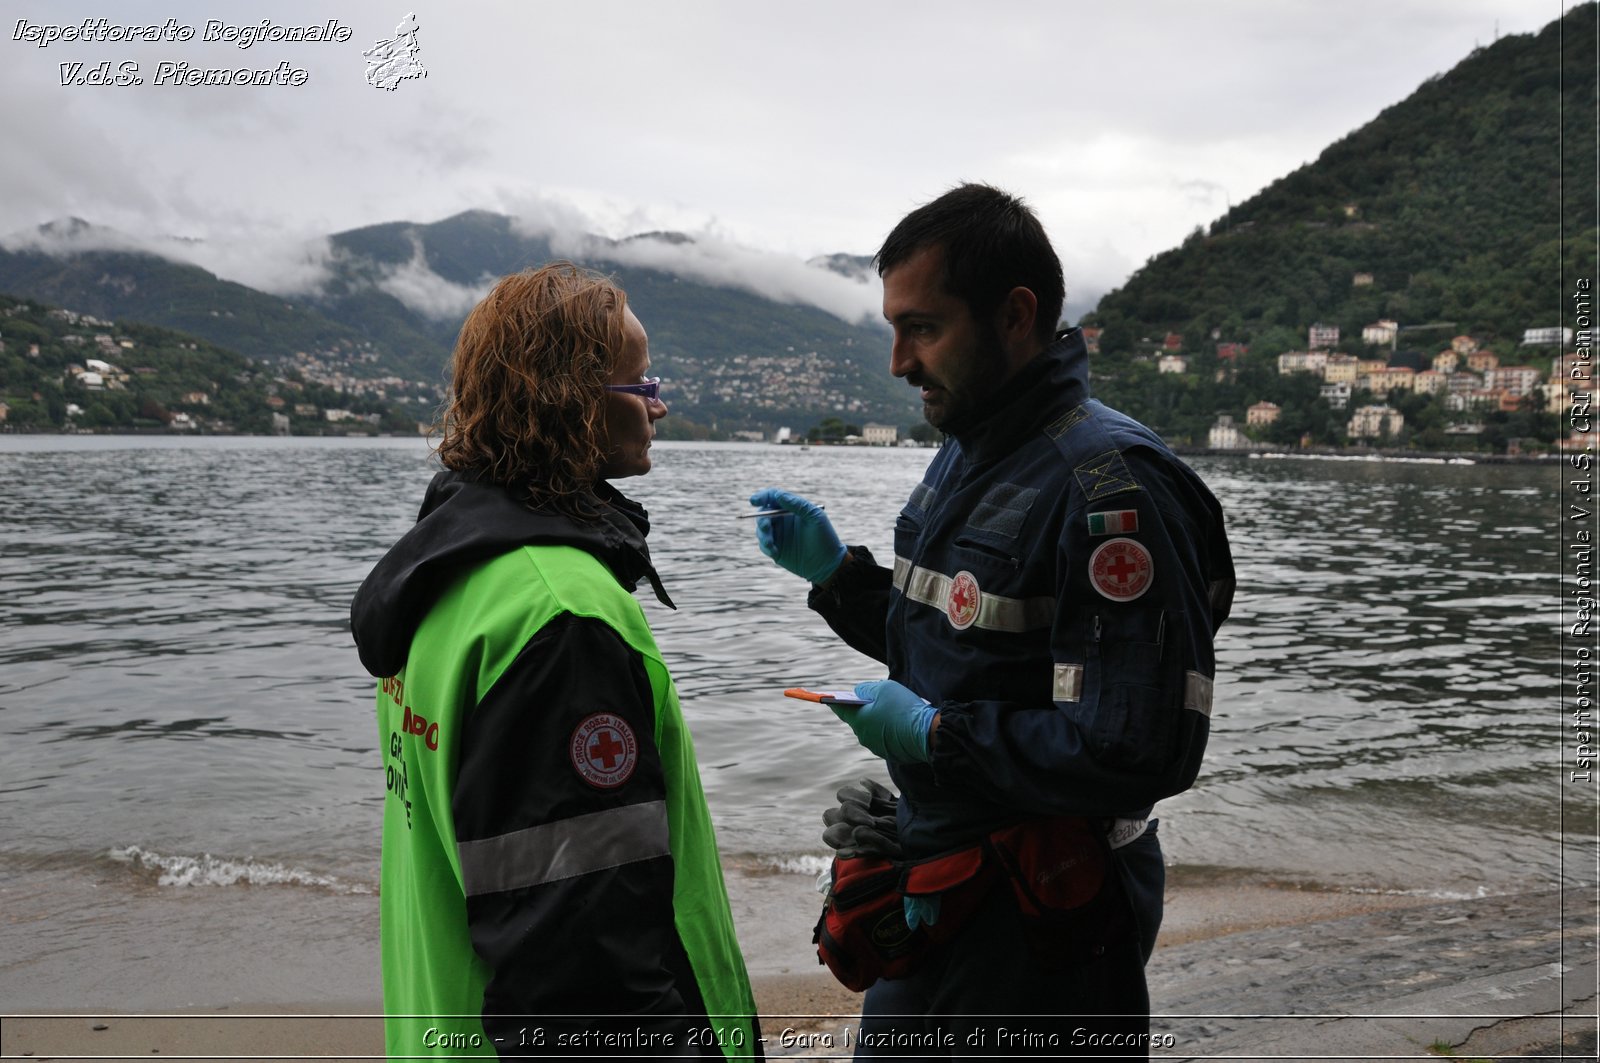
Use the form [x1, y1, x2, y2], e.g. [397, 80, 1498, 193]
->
[828, 679, 937, 764]
[748, 488, 846, 585]
[904, 893, 942, 930]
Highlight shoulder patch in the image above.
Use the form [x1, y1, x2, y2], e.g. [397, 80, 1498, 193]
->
[570, 713, 638, 789]
[1089, 537, 1154, 602]
[1075, 450, 1142, 501]
[1046, 404, 1091, 439]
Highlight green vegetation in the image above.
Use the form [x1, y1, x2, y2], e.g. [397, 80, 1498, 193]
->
[1082, 3, 1595, 450]
[654, 414, 720, 441]
[806, 417, 862, 443]
[0, 295, 416, 434]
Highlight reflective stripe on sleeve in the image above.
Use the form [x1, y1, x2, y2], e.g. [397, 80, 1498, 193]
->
[1052, 664, 1083, 702]
[892, 556, 1054, 633]
[1184, 671, 1214, 717]
[457, 799, 670, 897]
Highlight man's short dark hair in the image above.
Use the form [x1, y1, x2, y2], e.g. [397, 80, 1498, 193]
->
[874, 183, 1065, 342]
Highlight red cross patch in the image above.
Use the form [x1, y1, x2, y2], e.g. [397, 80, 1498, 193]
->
[946, 570, 981, 630]
[569, 713, 638, 790]
[1088, 537, 1153, 602]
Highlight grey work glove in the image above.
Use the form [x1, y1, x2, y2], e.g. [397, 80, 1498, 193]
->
[821, 778, 902, 860]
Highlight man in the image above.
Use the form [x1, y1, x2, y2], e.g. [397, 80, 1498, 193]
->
[750, 184, 1234, 1057]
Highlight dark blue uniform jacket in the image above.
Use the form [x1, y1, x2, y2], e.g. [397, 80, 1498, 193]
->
[810, 329, 1235, 888]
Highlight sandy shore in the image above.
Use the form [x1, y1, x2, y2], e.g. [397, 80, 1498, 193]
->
[0, 880, 1464, 1061]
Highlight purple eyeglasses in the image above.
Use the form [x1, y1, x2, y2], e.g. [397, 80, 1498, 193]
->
[604, 377, 663, 404]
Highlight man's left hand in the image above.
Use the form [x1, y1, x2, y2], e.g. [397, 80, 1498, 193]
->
[828, 680, 937, 764]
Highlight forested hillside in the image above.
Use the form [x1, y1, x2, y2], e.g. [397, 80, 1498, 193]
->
[1081, 3, 1593, 450]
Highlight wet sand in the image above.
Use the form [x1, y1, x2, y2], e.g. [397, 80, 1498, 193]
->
[0, 880, 1463, 1061]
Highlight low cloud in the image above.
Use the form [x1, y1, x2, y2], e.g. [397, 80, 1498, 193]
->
[564, 229, 882, 327]
[186, 233, 339, 298]
[504, 196, 883, 326]
[371, 235, 496, 320]
[504, 195, 603, 243]
[1, 217, 337, 298]
[1176, 178, 1230, 210]
[4, 217, 148, 255]
[5, 200, 887, 328]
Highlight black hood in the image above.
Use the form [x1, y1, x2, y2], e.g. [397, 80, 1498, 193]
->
[350, 470, 674, 678]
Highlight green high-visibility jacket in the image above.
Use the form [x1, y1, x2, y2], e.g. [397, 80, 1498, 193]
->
[355, 474, 757, 1060]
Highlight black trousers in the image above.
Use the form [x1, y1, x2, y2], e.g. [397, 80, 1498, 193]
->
[854, 883, 1151, 1061]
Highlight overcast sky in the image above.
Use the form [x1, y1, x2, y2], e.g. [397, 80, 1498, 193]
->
[0, 1, 1575, 325]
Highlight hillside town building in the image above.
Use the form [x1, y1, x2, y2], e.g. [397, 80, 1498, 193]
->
[1362, 320, 1399, 345]
[1247, 401, 1280, 427]
[1308, 322, 1340, 349]
[1413, 370, 1448, 395]
[1278, 350, 1328, 374]
[1485, 365, 1541, 397]
[1523, 326, 1573, 347]
[1324, 354, 1359, 383]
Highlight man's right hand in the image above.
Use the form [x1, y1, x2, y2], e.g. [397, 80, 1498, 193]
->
[748, 488, 846, 585]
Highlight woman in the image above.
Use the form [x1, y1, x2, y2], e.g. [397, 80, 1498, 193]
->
[351, 263, 758, 1059]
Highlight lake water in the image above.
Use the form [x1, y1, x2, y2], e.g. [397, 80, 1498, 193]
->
[0, 435, 1581, 1008]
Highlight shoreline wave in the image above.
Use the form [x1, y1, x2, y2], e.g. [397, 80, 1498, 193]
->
[106, 844, 376, 895]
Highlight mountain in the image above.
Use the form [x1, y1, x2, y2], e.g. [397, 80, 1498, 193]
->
[1076, 2, 1593, 449]
[1086, 2, 1595, 356]
[0, 223, 381, 363]
[314, 213, 912, 434]
[0, 212, 911, 436]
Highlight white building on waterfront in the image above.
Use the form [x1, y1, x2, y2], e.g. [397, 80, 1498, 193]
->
[1208, 415, 1245, 449]
[1348, 404, 1403, 440]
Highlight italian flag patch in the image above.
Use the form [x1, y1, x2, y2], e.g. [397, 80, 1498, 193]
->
[1088, 509, 1139, 536]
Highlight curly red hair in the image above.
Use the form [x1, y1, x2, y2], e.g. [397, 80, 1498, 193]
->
[434, 262, 628, 516]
